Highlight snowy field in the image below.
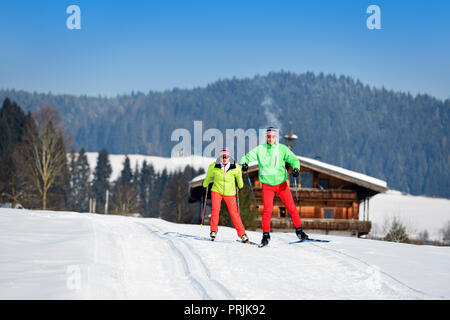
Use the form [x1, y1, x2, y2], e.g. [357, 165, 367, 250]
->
[1, 208, 449, 300]
[84, 153, 214, 182]
[367, 190, 450, 241]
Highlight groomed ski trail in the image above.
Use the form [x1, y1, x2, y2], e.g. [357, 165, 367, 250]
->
[86, 214, 234, 299]
[137, 222, 234, 300]
[259, 233, 442, 299]
[1, 209, 449, 300]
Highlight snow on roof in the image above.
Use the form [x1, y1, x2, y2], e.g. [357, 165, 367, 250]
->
[189, 155, 388, 192]
[297, 156, 388, 191]
[191, 172, 207, 183]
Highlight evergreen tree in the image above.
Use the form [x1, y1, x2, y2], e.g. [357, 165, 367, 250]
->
[119, 156, 133, 185]
[12, 114, 41, 208]
[47, 132, 70, 210]
[157, 168, 169, 199]
[91, 149, 112, 213]
[76, 148, 91, 212]
[111, 156, 138, 215]
[139, 161, 160, 217]
[69, 147, 91, 212]
[384, 217, 410, 243]
[139, 160, 150, 216]
[0, 98, 27, 205]
[68, 148, 78, 209]
[159, 170, 183, 222]
[160, 166, 206, 224]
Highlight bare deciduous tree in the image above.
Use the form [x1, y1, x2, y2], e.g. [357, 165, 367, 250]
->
[19, 106, 68, 210]
[111, 184, 139, 215]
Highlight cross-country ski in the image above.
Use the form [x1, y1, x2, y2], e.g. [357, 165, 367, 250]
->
[236, 239, 259, 246]
[288, 238, 331, 244]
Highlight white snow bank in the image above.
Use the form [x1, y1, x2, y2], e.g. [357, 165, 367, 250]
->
[365, 190, 450, 241]
[1, 208, 449, 300]
[83, 153, 214, 182]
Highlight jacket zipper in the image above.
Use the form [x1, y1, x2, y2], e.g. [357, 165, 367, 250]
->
[223, 168, 226, 195]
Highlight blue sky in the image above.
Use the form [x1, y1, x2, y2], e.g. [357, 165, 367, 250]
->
[0, 0, 449, 99]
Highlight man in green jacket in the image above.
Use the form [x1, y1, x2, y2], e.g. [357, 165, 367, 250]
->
[203, 148, 249, 242]
[240, 127, 308, 246]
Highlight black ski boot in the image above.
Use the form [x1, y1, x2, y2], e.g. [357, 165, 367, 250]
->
[295, 226, 309, 241]
[210, 231, 217, 241]
[259, 232, 270, 247]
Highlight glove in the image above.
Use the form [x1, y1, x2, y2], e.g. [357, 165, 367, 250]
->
[242, 163, 248, 172]
[292, 168, 299, 177]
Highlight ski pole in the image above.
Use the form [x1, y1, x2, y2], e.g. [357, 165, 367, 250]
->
[294, 176, 299, 203]
[200, 186, 209, 227]
[246, 173, 259, 209]
[236, 185, 240, 216]
[294, 175, 302, 219]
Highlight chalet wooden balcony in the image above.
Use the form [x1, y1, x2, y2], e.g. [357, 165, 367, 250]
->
[254, 187, 356, 197]
[253, 188, 358, 206]
[258, 217, 372, 237]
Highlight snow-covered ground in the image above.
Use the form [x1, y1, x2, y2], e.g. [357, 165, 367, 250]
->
[367, 190, 450, 241]
[1, 208, 449, 300]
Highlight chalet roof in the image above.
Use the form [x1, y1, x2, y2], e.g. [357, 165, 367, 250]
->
[189, 155, 388, 193]
[297, 156, 388, 193]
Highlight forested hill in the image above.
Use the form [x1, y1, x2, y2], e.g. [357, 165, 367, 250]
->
[1, 72, 448, 197]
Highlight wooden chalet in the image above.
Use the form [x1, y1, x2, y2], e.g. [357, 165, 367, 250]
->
[188, 155, 388, 237]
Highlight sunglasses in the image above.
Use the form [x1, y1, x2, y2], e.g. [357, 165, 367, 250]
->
[221, 155, 230, 159]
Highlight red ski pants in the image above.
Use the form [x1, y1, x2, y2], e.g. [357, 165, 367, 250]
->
[210, 191, 246, 237]
[261, 181, 302, 232]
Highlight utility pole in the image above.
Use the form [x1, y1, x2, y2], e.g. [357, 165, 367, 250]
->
[105, 190, 109, 214]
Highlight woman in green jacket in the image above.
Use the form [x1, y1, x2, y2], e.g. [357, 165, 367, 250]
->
[203, 148, 249, 242]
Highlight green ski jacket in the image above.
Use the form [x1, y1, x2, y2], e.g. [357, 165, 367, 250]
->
[240, 143, 300, 186]
[203, 157, 244, 196]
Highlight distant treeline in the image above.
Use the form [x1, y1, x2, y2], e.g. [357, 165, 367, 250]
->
[1, 71, 448, 197]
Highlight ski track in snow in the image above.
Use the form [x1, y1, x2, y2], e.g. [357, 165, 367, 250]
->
[137, 222, 234, 300]
[264, 235, 441, 300]
[297, 242, 428, 299]
[1, 209, 449, 300]
[306, 242, 439, 299]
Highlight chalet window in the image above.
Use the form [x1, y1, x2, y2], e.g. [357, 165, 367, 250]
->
[324, 209, 334, 219]
[319, 179, 329, 189]
[279, 207, 286, 218]
[300, 172, 313, 188]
